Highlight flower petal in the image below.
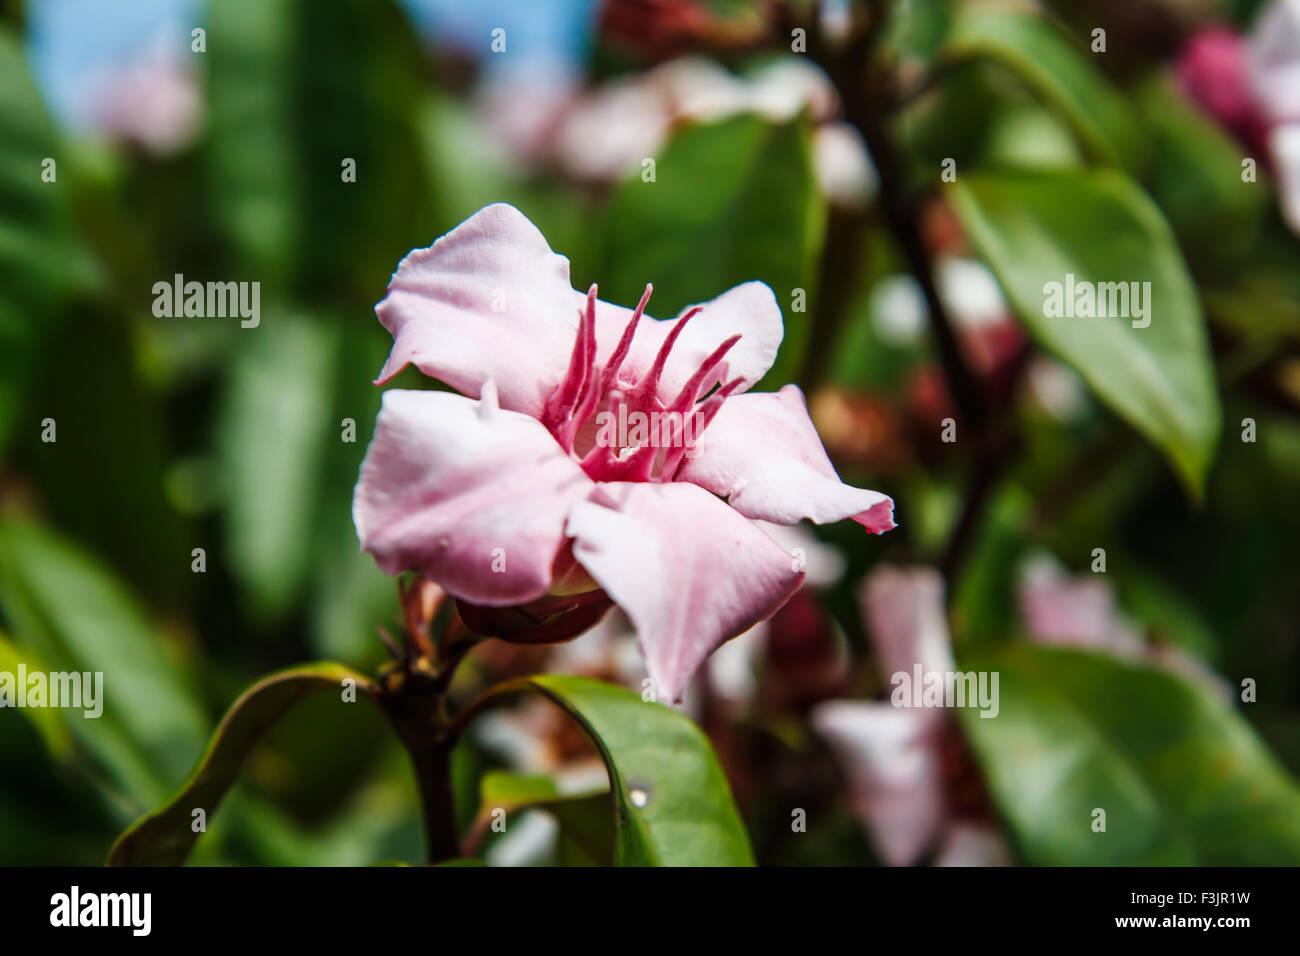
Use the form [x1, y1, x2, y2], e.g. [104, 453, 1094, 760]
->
[353, 385, 593, 605]
[1249, 0, 1300, 124]
[594, 281, 783, 401]
[565, 481, 803, 702]
[374, 203, 584, 417]
[812, 701, 945, 866]
[861, 566, 956, 681]
[1269, 123, 1300, 235]
[676, 385, 895, 531]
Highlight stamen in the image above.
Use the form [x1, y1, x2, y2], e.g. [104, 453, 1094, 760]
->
[600, 283, 652, 394]
[666, 334, 741, 413]
[630, 304, 703, 408]
[661, 376, 745, 479]
[542, 285, 598, 449]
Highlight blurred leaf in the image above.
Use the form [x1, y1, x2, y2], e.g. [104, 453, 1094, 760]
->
[950, 486, 1030, 646]
[216, 314, 339, 617]
[204, 0, 431, 301]
[107, 662, 378, 865]
[0, 27, 85, 452]
[479, 771, 563, 809]
[600, 116, 825, 386]
[17, 311, 189, 603]
[548, 792, 615, 866]
[1135, 78, 1268, 265]
[0, 520, 207, 802]
[0, 629, 72, 759]
[960, 645, 1300, 864]
[980, 105, 1084, 171]
[309, 320, 393, 660]
[1116, 568, 1220, 664]
[489, 675, 754, 866]
[947, 9, 1141, 168]
[950, 169, 1221, 496]
[474, 771, 613, 865]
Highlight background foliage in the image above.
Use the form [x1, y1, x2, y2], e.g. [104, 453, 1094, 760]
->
[2, 0, 1299, 865]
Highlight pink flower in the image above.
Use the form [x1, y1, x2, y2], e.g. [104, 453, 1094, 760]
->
[1017, 555, 1230, 697]
[353, 203, 893, 703]
[1249, 0, 1300, 231]
[1175, 4, 1300, 233]
[812, 567, 1008, 867]
[1176, 26, 1270, 153]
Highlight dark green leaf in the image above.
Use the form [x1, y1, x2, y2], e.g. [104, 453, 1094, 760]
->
[0, 520, 206, 801]
[474, 771, 613, 866]
[107, 662, 379, 865]
[959, 645, 1300, 865]
[947, 10, 1141, 168]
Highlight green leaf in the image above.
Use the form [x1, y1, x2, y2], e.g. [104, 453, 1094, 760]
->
[474, 772, 613, 865]
[0, 520, 207, 802]
[215, 313, 339, 617]
[1134, 77, 1269, 263]
[0, 630, 73, 760]
[0, 27, 86, 452]
[205, 0, 431, 301]
[600, 116, 825, 386]
[959, 645, 1300, 865]
[947, 9, 1141, 168]
[950, 169, 1220, 495]
[489, 675, 754, 866]
[107, 663, 379, 865]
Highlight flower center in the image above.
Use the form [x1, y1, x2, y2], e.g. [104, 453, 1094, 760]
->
[541, 284, 743, 483]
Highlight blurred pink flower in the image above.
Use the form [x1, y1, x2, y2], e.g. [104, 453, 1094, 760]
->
[91, 36, 201, 155]
[1017, 555, 1229, 696]
[1018, 555, 1144, 655]
[529, 55, 876, 208]
[354, 203, 893, 702]
[1250, 0, 1300, 231]
[1177, 4, 1300, 233]
[812, 567, 1008, 867]
[1176, 26, 1270, 153]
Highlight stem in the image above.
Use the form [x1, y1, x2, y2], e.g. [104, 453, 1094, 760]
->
[852, 97, 987, 436]
[407, 738, 461, 863]
[375, 608, 483, 864]
[795, 0, 1002, 577]
[795, 0, 986, 432]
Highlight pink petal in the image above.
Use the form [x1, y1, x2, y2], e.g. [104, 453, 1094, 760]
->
[374, 204, 585, 417]
[565, 481, 804, 703]
[676, 385, 895, 531]
[353, 384, 593, 606]
[1249, 0, 1300, 124]
[1270, 123, 1300, 235]
[861, 566, 956, 682]
[593, 281, 783, 402]
[812, 701, 945, 866]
